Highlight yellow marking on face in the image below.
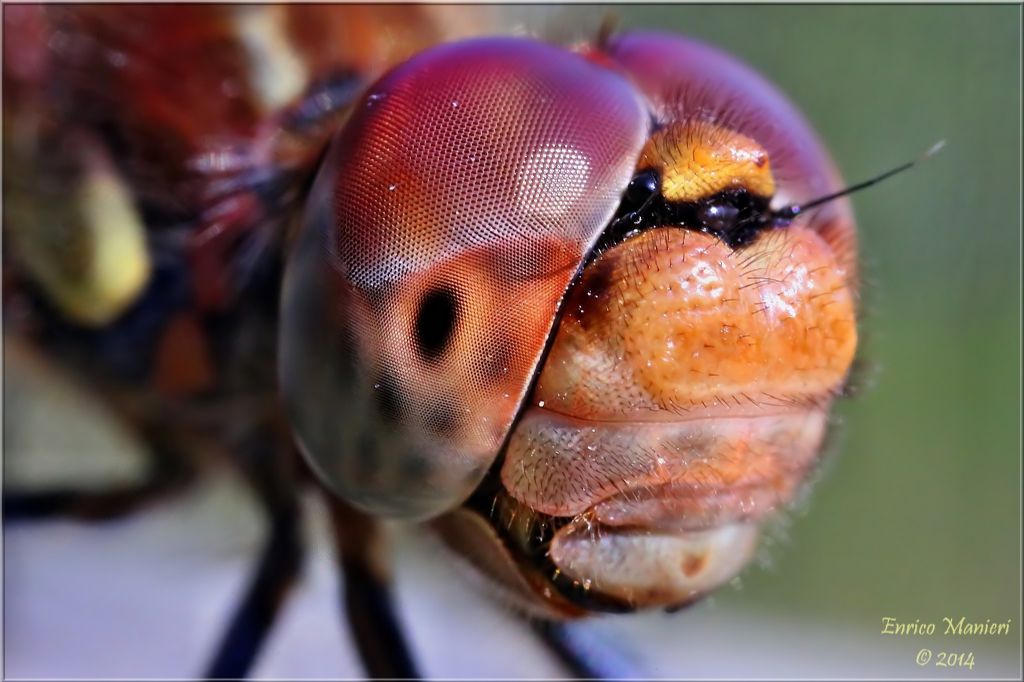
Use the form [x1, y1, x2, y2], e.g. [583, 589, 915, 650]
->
[638, 119, 776, 203]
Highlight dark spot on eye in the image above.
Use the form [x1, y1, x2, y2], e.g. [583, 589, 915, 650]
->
[754, 153, 768, 168]
[400, 449, 432, 481]
[425, 402, 461, 437]
[372, 371, 406, 423]
[415, 287, 458, 362]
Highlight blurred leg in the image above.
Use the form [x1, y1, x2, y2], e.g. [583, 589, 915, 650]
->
[203, 499, 303, 678]
[203, 425, 306, 679]
[327, 497, 419, 679]
[532, 619, 646, 680]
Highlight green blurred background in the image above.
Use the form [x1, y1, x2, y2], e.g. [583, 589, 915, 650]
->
[611, 1, 1020, 650]
[4, 4, 1019, 678]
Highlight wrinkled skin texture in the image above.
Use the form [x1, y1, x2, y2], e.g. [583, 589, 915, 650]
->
[500, 225, 855, 610]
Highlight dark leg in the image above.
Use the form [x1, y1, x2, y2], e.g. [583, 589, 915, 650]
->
[3, 478, 187, 521]
[203, 426, 306, 679]
[203, 500, 303, 678]
[532, 619, 646, 680]
[326, 496, 419, 679]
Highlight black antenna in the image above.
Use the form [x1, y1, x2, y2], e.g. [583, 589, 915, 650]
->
[774, 140, 946, 223]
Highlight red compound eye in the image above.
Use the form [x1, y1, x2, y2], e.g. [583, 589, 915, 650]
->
[280, 37, 649, 519]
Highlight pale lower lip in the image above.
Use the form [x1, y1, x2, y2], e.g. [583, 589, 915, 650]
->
[548, 522, 760, 608]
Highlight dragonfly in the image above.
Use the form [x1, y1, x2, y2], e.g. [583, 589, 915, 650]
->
[3, 5, 863, 678]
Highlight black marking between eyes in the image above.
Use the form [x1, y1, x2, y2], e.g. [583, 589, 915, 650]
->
[589, 169, 788, 261]
[415, 287, 459, 362]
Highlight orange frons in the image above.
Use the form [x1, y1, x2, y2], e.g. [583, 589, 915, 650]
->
[536, 226, 857, 418]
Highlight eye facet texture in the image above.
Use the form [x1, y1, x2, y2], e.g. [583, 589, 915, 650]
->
[280, 37, 649, 518]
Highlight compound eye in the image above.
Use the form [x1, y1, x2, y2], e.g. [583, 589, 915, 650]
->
[280, 37, 649, 519]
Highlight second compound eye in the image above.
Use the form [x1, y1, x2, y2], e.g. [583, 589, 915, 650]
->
[415, 287, 459, 362]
